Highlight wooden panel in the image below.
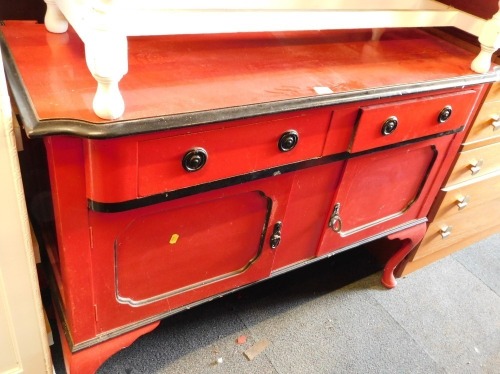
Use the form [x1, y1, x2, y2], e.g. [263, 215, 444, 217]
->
[414, 205, 500, 260]
[463, 99, 500, 145]
[413, 172, 500, 260]
[433, 171, 500, 222]
[402, 226, 500, 275]
[484, 81, 500, 102]
[445, 141, 500, 186]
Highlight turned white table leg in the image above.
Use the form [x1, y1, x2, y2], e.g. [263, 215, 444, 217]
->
[44, 0, 68, 33]
[85, 0, 127, 120]
[85, 35, 127, 120]
[471, 1, 500, 73]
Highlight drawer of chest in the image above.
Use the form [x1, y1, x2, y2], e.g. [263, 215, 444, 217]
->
[350, 89, 479, 153]
[431, 171, 500, 222]
[414, 175, 500, 260]
[415, 206, 500, 260]
[484, 81, 500, 102]
[445, 141, 500, 186]
[416, 171, 500, 259]
[464, 99, 500, 144]
[137, 109, 332, 197]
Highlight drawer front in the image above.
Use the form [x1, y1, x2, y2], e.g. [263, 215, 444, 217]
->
[446, 141, 500, 186]
[485, 81, 500, 102]
[350, 89, 479, 153]
[464, 99, 500, 144]
[415, 172, 500, 260]
[414, 206, 500, 260]
[138, 109, 331, 197]
[432, 171, 500, 222]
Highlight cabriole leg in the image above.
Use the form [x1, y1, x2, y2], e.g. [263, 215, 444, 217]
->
[381, 222, 427, 289]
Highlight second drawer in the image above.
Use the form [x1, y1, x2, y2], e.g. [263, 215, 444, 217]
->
[445, 141, 500, 186]
[415, 171, 500, 259]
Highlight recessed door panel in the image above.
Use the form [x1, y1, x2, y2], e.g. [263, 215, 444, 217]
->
[338, 145, 436, 232]
[115, 191, 269, 305]
[318, 136, 454, 256]
[89, 172, 294, 333]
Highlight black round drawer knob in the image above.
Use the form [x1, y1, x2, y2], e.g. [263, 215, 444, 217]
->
[182, 148, 208, 172]
[278, 130, 299, 152]
[381, 116, 398, 136]
[438, 105, 453, 123]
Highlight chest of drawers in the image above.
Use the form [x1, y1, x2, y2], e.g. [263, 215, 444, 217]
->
[1, 22, 497, 373]
[403, 81, 500, 273]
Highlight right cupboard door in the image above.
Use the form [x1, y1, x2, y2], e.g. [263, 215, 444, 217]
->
[317, 135, 457, 256]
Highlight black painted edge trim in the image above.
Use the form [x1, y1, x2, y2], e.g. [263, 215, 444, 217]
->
[89, 126, 463, 213]
[1, 30, 499, 140]
[0, 32, 40, 131]
[88, 152, 348, 213]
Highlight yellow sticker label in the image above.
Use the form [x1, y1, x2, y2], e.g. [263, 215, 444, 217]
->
[169, 234, 180, 244]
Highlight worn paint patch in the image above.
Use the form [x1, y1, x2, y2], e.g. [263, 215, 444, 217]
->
[169, 234, 180, 244]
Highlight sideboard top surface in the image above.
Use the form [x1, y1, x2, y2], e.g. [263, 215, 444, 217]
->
[1, 21, 498, 138]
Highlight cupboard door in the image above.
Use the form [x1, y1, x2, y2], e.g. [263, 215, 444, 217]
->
[115, 191, 270, 304]
[89, 173, 293, 332]
[317, 136, 455, 256]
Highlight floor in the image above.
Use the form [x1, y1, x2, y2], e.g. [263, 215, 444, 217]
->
[51, 233, 500, 374]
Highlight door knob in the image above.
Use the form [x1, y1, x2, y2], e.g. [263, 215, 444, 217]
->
[440, 225, 453, 239]
[381, 116, 398, 136]
[455, 194, 470, 210]
[469, 158, 483, 175]
[438, 105, 453, 123]
[278, 130, 299, 152]
[182, 147, 208, 172]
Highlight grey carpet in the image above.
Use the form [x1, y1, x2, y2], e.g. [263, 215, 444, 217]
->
[52, 233, 500, 374]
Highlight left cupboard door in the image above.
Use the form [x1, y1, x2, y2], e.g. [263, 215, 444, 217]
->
[89, 173, 294, 333]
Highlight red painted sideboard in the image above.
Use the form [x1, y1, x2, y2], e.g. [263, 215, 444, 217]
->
[1, 22, 497, 373]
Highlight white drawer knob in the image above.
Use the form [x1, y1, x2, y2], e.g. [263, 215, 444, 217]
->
[456, 194, 470, 210]
[469, 158, 484, 175]
[440, 225, 453, 239]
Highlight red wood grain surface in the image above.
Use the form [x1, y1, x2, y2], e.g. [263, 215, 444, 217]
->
[1, 22, 483, 123]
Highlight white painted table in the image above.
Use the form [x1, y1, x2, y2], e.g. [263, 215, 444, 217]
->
[43, 0, 500, 119]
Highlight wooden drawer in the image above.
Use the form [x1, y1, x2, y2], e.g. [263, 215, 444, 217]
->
[463, 99, 500, 145]
[350, 89, 479, 153]
[485, 81, 500, 102]
[138, 110, 332, 198]
[84, 108, 334, 203]
[432, 170, 500, 222]
[445, 141, 500, 186]
[414, 171, 500, 260]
